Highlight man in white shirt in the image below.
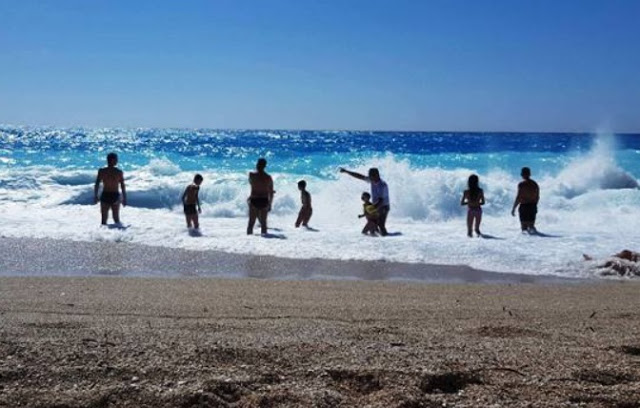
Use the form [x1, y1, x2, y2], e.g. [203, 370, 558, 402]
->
[339, 167, 390, 236]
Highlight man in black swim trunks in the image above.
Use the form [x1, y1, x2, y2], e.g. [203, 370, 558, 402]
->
[94, 152, 127, 225]
[247, 158, 274, 235]
[511, 167, 539, 233]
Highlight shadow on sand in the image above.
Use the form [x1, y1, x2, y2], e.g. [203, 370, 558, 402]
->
[106, 223, 130, 230]
[188, 229, 203, 237]
[528, 230, 562, 238]
[478, 233, 505, 240]
[385, 232, 403, 237]
[261, 233, 287, 239]
[302, 226, 320, 232]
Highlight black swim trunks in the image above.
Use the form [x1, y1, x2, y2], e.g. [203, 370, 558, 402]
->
[250, 197, 269, 209]
[183, 204, 197, 215]
[519, 203, 537, 223]
[100, 192, 120, 205]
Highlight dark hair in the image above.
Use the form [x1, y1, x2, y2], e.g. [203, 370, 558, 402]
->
[521, 167, 531, 178]
[368, 168, 380, 179]
[361, 192, 371, 199]
[468, 174, 480, 201]
[257, 158, 267, 168]
[107, 152, 118, 163]
[194, 174, 203, 182]
[298, 180, 306, 188]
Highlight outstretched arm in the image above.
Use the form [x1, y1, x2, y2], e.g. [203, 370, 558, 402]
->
[339, 168, 367, 181]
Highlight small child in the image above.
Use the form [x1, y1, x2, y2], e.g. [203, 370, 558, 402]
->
[358, 192, 379, 235]
[295, 180, 313, 228]
[182, 174, 203, 229]
[460, 174, 485, 237]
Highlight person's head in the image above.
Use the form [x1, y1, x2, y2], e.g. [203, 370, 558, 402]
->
[297, 180, 306, 191]
[361, 192, 371, 203]
[106, 152, 118, 166]
[468, 174, 479, 190]
[256, 158, 267, 172]
[194, 174, 203, 185]
[368, 168, 381, 182]
[521, 167, 531, 180]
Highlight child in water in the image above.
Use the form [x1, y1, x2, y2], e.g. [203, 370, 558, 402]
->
[182, 174, 203, 229]
[295, 180, 312, 228]
[358, 192, 380, 235]
[460, 174, 485, 237]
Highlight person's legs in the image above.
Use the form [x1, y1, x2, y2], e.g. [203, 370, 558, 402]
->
[302, 208, 312, 227]
[193, 213, 199, 229]
[475, 211, 482, 235]
[100, 202, 110, 225]
[257, 209, 268, 234]
[247, 205, 258, 235]
[185, 214, 192, 228]
[295, 208, 304, 227]
[466, 211, 473, 237]
[111, 203, 121, 224]
[377, 206, 389, 236]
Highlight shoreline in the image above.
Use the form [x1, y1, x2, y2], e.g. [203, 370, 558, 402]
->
[0, 236, 585, 284]
[1, 276, 639, 407]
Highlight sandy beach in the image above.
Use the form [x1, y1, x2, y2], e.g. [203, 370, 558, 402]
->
[1, 275, 639, 407]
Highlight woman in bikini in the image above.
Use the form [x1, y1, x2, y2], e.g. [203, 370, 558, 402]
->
[461, 174, 485, 237]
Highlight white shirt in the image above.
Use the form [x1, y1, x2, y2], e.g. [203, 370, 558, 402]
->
[365, 177, 390, 207]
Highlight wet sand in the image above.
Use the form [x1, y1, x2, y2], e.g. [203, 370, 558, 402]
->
[1, 276, 639, 407]
[0, 237, 575, 283]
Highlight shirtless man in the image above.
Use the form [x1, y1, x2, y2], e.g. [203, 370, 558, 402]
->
[340, 167, 390, 236]
[511, 167, 539, 233]
[94, 152, 127, 225]
[247, 158, 274, 235]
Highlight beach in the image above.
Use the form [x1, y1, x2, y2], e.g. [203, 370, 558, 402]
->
[2, 272, 639, 407]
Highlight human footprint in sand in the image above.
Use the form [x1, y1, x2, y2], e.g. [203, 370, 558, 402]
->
[94, 152, 127, 226]
[182, 174, 203, 230]
[247, 158, 274, 235]
[461, 174, 485, 237]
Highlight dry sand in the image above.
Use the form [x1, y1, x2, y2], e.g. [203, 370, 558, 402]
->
[1, 277, 639, 407]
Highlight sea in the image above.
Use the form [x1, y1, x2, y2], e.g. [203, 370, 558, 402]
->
[1, 126, 639, 279]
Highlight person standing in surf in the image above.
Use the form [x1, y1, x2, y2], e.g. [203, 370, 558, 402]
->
[294, 180, 312, 228]
[94, 152, 127, 225]
[461, 174, 485, 237]
[182, 174, 203, 230]
[339, 167, 390, 236]
[247, 158, 274, 235]
[511, 167, 539, 233]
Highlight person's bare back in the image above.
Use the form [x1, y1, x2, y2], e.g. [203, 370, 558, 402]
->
[517, 179, 539, 204]
[97, 167, 124, 193]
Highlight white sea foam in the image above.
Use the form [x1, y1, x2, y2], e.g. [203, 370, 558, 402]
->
[0, 138, 638, 279]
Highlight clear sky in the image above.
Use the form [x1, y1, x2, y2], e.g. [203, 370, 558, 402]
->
[1, 0, 639, 132]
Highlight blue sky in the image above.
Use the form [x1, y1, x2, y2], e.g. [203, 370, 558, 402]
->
[1, 0, 639, 132]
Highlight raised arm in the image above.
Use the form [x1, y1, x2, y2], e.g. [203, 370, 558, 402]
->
[339, 168, 367, 181]
[119, 171, 127, 206]
[479, 190, 486, 206]
[94, 169, 102, 204]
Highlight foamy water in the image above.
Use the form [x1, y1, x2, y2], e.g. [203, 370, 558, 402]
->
[1, 126, 639, 279]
